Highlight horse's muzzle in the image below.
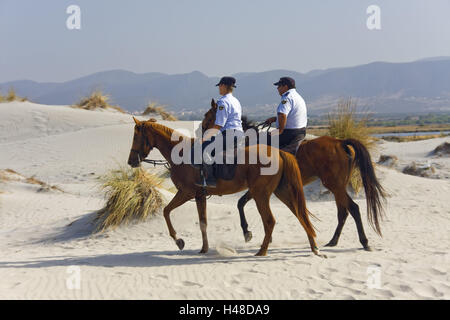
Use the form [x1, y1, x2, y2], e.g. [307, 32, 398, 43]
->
[128, 159, 141, 168]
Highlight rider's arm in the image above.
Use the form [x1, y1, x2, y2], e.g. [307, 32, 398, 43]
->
[273, 97, 291, 135]
[276, 113, 287, 134]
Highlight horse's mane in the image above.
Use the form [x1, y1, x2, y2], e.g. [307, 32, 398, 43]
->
[144, 120, 194, 143]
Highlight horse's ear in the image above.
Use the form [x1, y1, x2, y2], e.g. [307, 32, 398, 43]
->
[211, 99, 217, 110]
[132, 116, 141, 125]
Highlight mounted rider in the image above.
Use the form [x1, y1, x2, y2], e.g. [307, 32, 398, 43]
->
[264, 77, 307, 152]
[194, 76, 243, 188]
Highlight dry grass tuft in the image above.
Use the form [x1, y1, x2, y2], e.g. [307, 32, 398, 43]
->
[327, 98, 376, 193]
[73, 90, 126, 113]
[403, 162, 435, 177]
[95, 166, 165, 232]
[431, 142, 450, 156]
[0, 88, 28, 103]
[142, 102, 177, 121]
[0, 168, 64, 192]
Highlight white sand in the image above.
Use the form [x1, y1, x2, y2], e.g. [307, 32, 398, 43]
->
[0, 101, 449, 299]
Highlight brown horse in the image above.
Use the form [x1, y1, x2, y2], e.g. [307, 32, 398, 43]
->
[202, 100, 386, 251]
[127, 117, 325, 257]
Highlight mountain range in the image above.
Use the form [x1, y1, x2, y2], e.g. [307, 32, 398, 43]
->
[2, 57, 450, 118]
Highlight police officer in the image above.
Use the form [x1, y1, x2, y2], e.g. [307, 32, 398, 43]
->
[196, 76, 243, 187]
[264, 77, 307, 150]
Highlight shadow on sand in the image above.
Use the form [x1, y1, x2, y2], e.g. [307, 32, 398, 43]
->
[0, 246, 320, 269]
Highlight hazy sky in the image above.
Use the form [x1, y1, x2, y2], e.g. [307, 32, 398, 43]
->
[1, 0, 450, 83]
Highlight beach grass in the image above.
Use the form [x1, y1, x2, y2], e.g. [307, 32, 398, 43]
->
[142, 102, 177, 121]
[326, 98, 375, 193]
[0, 88, 28, 103]
[95, 166, 165, 232]
[72, 90, 126, 113]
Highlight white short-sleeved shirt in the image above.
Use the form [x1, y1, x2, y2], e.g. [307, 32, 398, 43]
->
[215, 93, 243, 132]
[275, 89, 307, 129]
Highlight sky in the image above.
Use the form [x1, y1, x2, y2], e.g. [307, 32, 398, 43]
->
[1, 0, 450, 83]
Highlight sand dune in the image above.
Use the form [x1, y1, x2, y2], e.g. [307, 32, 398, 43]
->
[0, 101, 449, 299]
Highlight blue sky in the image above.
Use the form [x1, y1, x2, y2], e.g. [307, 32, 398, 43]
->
[1, 0, 450, 82]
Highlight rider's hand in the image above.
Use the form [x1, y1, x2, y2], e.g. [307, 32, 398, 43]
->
[264, 117, 276, 125]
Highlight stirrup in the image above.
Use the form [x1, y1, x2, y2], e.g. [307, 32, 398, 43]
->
[194, 174, 208, 187]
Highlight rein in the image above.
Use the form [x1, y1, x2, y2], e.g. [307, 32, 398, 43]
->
[142, 159, 171, 169]
[254, 122, 272, 132]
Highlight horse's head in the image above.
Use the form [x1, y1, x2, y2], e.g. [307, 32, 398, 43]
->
[127, 117, 156, 168]
[201, 99, 218, 134]
[241, 115, 257, 131]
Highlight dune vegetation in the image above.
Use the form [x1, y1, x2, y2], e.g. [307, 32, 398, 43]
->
[95, 166, 165, 232]
[142, 102, 177, 121]
[72, 90, 126, 113]
[326, 98, 376, 193]
[0, 88, 28, 103]
[0, 168, 63, 192]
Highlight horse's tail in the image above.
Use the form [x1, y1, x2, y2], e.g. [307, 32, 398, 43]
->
[279, 150, 316, 238]
[342, 139, 387, 236]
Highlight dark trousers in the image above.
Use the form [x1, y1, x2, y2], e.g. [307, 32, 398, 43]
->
[267, 128, 306, 149]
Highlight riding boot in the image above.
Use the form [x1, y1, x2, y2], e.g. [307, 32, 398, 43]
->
[204, 163, 217, 187]
[194, 163, 216, 188]
[194, 167, 207, 187]
[193, 165, 215, 188]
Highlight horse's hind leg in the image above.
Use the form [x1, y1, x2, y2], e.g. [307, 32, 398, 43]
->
[325, 199, 348, 247]
[251, 192, 275, 256]
[163, 190, 193, 250]
[324, 188, 370, 251]
[237, 191, 253, 242]
[195, 193, 209, 253]
[347, 195, 371, 251]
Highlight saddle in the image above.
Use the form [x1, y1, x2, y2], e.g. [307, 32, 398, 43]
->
[190, 137, 240, 181]
[213, 159, 238, 180]
[211, 140, 241, 181]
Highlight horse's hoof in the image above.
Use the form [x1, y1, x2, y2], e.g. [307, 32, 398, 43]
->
[363, 246, 372, 252]
[176, 239, 185, 250]
[199, 248, 208, 254]
[255, 250, 267, 256]
[324, 241, 337, 247]
[244, 231, 252, 243]
[314, 250, 327, 258]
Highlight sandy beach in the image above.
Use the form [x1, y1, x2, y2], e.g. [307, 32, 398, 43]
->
[0, 101, 449, 299]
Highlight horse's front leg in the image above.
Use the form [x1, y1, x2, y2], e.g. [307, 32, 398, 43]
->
[195, 193, 208, 253]
[163, 190, 193, 250]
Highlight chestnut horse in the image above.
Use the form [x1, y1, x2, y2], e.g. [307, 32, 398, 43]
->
[127, 117, 325, 257]
[202, 100, 386, 251]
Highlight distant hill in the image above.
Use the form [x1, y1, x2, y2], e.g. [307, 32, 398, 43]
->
[2, 57, 450, 117]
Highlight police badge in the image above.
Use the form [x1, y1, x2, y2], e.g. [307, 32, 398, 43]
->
[282, 100, 287, 104]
